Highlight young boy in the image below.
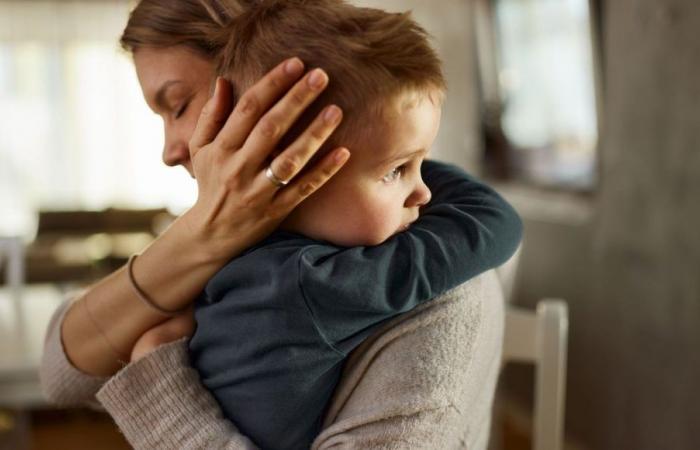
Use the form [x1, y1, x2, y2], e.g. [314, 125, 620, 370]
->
[189, 1, 522, 449]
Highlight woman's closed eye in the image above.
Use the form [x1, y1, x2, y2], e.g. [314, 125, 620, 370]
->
[381, 165, 406, 183]
[174, 100, 190, 119]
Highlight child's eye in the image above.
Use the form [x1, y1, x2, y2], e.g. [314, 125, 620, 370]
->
[382, 165, 405, 183]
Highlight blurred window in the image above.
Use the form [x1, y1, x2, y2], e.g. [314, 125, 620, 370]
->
[0, 1, 195, 239]
[477, 0, 599, 190]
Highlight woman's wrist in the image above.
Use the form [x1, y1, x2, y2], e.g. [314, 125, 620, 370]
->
[177, 204, 251, 265]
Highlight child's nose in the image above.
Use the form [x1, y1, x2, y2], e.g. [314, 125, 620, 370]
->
[407, 179, 432, 207]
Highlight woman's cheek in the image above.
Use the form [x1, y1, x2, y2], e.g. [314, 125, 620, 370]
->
[186, 95, 209, 137]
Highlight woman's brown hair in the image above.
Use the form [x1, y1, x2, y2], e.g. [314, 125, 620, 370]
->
[120, 0, 253, 57]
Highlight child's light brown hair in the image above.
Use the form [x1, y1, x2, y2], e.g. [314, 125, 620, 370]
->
[213, 0, 446, 153]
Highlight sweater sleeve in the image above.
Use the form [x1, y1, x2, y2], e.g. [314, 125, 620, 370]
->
[96, 339, 258, 450]
[39, 298, 109, 409]
[298, 159, 521, 348]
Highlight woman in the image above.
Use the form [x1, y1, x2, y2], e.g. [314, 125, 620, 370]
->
[40, 0, 519, 448]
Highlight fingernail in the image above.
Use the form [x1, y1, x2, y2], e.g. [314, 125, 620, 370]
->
[285, 57, 304, 76]
[335, 148, 350, 164]
[213, 77, 221, 96]
[308, 69, 328, 89]
[323, 105, 342, 124]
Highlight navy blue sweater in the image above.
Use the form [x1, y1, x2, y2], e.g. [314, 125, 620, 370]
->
[189, 160, 522, 450]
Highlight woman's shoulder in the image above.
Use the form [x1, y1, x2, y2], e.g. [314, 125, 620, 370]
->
[350, 270, 504, 359]
[328, 270, 504, 408]
[316, 271, 504, 449]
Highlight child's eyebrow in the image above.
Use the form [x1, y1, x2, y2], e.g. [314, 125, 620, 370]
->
[377, 148, 427, 167]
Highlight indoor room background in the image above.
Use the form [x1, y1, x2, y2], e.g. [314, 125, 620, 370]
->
[1, 1, 698, 449]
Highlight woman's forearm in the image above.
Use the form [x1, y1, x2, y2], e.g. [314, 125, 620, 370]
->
[61, 211, 241, 376]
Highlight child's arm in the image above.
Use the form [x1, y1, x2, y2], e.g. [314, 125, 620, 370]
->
[298, 159, 522, 350]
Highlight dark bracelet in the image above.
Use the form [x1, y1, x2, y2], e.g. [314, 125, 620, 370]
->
[127, 254, 190, 316]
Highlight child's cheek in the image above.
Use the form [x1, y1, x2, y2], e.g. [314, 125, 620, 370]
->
[366, 203, 401, 243]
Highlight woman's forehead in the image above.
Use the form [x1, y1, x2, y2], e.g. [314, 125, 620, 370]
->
[134, 46, 213, 103]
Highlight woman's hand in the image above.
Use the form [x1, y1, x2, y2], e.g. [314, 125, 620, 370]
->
[183, 57, 350, 260]
[131, 308, 195, 362]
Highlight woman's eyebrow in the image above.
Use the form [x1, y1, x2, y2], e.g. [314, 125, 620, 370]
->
[154, 80, 183, 110]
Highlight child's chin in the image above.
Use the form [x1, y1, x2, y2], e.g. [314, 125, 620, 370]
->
[326, 232, 392, 248]
[356, 232, 395, 247]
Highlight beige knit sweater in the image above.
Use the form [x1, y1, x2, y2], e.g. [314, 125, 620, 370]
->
[40, 270, 504, 450]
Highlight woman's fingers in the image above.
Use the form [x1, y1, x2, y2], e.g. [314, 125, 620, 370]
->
[238, 68, 330, 168]
[264, 104, 343, 185]
[189, 77, 233, 157]
[272, 147, 350, 215]
[187, 59, 346, 246]
[213, 57, 307, 152]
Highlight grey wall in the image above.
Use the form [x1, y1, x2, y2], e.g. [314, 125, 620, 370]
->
[587, 0, 700, 448]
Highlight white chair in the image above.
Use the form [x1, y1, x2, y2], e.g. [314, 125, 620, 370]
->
[502, 300, 569, 450]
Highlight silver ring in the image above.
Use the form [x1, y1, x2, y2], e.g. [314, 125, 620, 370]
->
[265, 166, 289, 187]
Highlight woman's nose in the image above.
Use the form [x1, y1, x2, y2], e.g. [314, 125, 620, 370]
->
[407, 179, 432, 207]
[162, 135, 191, 168]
